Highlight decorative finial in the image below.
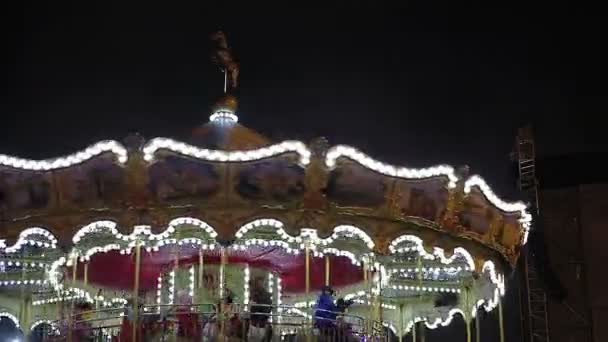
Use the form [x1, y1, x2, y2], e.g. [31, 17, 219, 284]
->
[210, 31, 239, 93]
[210, 30, 239, 123]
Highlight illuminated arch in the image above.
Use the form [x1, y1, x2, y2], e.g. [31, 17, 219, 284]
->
[0, 140, 127, 170]
[325, 145, 458, 187]
[143, 138, 311, 165]
[0, 311, 20, 328]
[3, 227, 58, 253]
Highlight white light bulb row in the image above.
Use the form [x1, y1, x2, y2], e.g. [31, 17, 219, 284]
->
[389, 284, 461, 294]
[47, 257, 66, 290]
[157, 275, 163, 306]
[243, 266, 250, 308]
[164, 217, 218, 239]
[322, 225, 375, 249]
[32, 287, 126, 307]
[389, 235, 425, 254]
[156, 238, 216, 250]
[474, 287, 502, 317]
[343, 290, 367, 301]
[0, 279, 47, 287]
[4, 227, 58, 253]
[419, 308, 466, 331]
[143, 138, 311, 165]
[276, 277, 283, 320]
[483, 261, 505, 295]
[0, 140, 127, 170]
[352, 299, 397, 310]
[30, 320, 60, 335]
[0, 312, 20, 328]
[169, 271, 175, 305]
[325, 145, 458, 187]
[319, 248, 360, 266]
[433, 247, 476, 271]
[33, 295, 77, 306]
[464, 175, 532, 243]
[81, 244, 121, 261]
[389, 266, 469, 275]
[383, 322, 397, 335]
[189, 266, 195, 298]
[389, 235, 476, 271]
[209, 110, 239, 123]
[0, 260, 46, 268]
[73, 221, 119, 244]
[235, 219, 295, 241]
[236, 221, 372, 263]
[268, 273, 274, 296]
[72, 218, 218, 256]
[293, 301, 316, 309]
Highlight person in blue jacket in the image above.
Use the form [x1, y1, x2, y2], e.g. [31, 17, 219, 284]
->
[314, 286, 338, 330]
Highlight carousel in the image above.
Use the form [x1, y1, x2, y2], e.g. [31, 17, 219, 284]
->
[0, 32, 529, 342]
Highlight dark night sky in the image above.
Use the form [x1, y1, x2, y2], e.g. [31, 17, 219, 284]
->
[0, 2, 606, 340]
[2, 2, 606, 196]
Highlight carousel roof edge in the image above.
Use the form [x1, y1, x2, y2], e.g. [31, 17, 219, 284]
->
[0, 140, 127, 171]
[0, 137, 530, 219]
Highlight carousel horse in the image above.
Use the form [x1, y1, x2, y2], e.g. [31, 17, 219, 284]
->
[209, 30, 239, 91]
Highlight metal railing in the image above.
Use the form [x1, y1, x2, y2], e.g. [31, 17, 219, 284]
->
[40, 303, 388, 341]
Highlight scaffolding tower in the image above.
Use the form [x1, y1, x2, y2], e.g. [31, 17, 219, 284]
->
[514, 126, 550, 342]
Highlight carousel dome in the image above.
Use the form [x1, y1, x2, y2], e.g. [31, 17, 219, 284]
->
[190, 94, 271, 151]
[190, 118, 271, 151]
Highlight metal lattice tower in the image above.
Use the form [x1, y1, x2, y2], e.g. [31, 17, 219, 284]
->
[514, 126, 550, 342]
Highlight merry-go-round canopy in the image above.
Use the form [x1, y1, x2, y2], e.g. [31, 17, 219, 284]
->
[0, 31, 530, 338]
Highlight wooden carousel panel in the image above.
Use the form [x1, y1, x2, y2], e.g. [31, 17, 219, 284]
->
[148, 156, 220, 202]
[499, 215, 523, 251]
[0, 169, 52, 212]
[326, 164, 386, 207]
[397, 179, 449, 221]
[55, 159, 126, 207]
[235, 159, 305, 202]
[460, 192, 524, 250]
[460, 193, 493, 236]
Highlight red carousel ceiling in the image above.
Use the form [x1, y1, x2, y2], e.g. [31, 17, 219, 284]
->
[71, 245, 363, 293]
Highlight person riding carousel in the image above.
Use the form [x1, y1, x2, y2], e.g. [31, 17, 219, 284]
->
[314, 286, 338, 337]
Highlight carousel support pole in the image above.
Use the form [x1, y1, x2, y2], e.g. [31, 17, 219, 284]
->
[305, 245, 311, 341]
[379, 267, 384, 323]
[198, 248, 204, 310]
[412, 321, 416, 342]
[498, 296, 505, 342]
[220, 247, 227, 340]
[398, 304, 404, 342]
[419, 321, 425, 342]
[466, 318, 472, 342]
[72, 256, 78, 285]
[19, 252, 32, 332]
[325, 255, 330, 286]
[84, 262, 89, 285]
[132, 241, 142, 342]
[465, 286, 472, 342]
[68, 255, 78, 342]
[475, 308, 480, 342]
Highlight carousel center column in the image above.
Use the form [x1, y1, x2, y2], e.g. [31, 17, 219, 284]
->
[132, 237, 142, 342]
